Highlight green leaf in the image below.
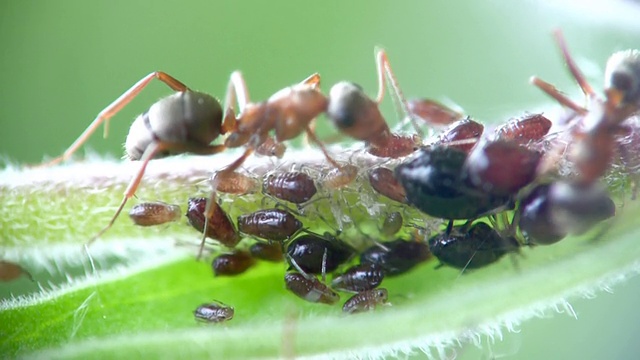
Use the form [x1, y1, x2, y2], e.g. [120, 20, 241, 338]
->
[1, 152, 639, 359]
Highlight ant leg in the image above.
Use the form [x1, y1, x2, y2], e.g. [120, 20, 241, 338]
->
[88, 140, 226, 246]
[553, 30, 596, 99]
[222, 71, 250, 134]
[530, 76, 588, 115]
[299, 73, 321, 148]
[36, 72, 188, 168]
[304, 126, 341, 169]
[375, 47, 422, 136]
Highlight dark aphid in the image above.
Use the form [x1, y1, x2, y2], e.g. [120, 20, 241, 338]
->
[284, 272, 340, 305]
[211, 171, 259, 195]
[186, 197, 240, 247]
[331, 263, 385, 293]
[395, 146, 511, 220]
[368, 167, 407, 203]
[380, 211, 403, 237]
[434, 118, 484, 154]
[428, 222, 519, 270]
[286, 234, 355, 274]
[407, 98, 463, 126]
[194, 300, 234, 323]
[249, 242, 283, 262]
[494, 113, 552, 145]
[360, 239, 431, 276]
[237, 208, 302, 242]
[128, 201, 181, 227]
[263, 171, 317, 204]
[519, 182, 616, 245]
[212, 251, 256, 276]
[326, 49, 421, 158]
[464, 140, 542, 196]
[0, 260, 34, 282]
[342, 288, 389, 314]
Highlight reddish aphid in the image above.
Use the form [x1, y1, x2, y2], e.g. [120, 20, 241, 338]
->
[531, 31, 640, 185]
[211, 171, 258, 195]
[185, 197, 240, 258]
[284, 272, 340, 305]
[237, 208, 302, 242]
[322, 164, 359, 190]
[494, 113, 552, 145]
[128, 201, 181, 227]
[249, 242, 284, 262]
[0, 260, 34, 282]
[407, 98, 463, 126]
[212, 251, 256, 276]
[194, 300, 235, 323]
[434, 118, 484, 154]
[342, 288, 389, 314]
[326, 49, 421, 158]
[368, 167, 407, 203]
[263, 171, 317, 204]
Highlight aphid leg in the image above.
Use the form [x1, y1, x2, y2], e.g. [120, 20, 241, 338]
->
[89, 140, 225, 246]
[374, 47, 422, 136]
[35, 72, 188, 168]
[321, 248, 328, 283]
[298, 73, 322, 149]
[553, 29, 597, 99]
[304, 126, 341, 169]
[530, 76, 588, 115]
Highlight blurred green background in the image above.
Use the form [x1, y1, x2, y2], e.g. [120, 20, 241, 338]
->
[2, 0, 640, 358]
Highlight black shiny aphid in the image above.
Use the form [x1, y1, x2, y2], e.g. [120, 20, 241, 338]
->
[519, 182, 616, 245]
[395, 146, 511, 220]
[359, 239, 431, 276]
[428, 222, 519, 270]
[193, 301, 234, 323]
[331, 263, 385, 293]
[286, 234, 355, 275]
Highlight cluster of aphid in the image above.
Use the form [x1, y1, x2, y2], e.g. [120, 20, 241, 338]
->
[28, 31, 640, 323]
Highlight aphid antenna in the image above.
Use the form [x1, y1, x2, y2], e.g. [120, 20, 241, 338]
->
[286, 254, 314, 281]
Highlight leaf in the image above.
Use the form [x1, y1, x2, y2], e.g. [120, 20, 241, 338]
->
[1, 152, 639, 359]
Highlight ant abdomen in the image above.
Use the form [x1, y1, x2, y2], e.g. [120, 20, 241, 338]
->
[125, 91, 223, 160]
[326, 81, 390, 143]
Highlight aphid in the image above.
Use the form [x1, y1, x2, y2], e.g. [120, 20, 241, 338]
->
[518, 181, 616, 245]
[0, 260, 34, 282]
[531, 31, 640, 185]
[407, 98, 463, 127]
[395, 146, 511, 220]
[433, 118, 484, 154]
[212, 251, 256, 276]
[342, 288, 389, 314]
[322, 164, 359, 190]
[360, 239, 431, 276]
[249, 242, 284, 262]
[263, 171, 317, 204]
[428, 221, 519, 270]
[331, 263, 385, 293]
[237, 208, 302, 242]
[368, 167, 407, 203]
[380, 211, 403, 238]
[194, 300, 235, 323]
[286, 233, 355, 275]
[34, 72, 227, 244]
[464, 139, 542, 196]
[128, 201, 181, 227]
[284, 272, 340, 305]
[494, 113, 552, 145]
[185, 197, 240, 257]
[210, 171, 258, 195]
[326, 49, 421, 158]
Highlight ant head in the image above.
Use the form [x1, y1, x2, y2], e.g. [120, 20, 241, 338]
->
[604, 49, 640, 107]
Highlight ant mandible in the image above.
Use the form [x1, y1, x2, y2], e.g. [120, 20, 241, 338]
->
[530, 30, 640, 185]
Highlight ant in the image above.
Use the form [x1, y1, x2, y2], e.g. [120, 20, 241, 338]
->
[530, 30, 640, 185]
[326, 48, 422, 158]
